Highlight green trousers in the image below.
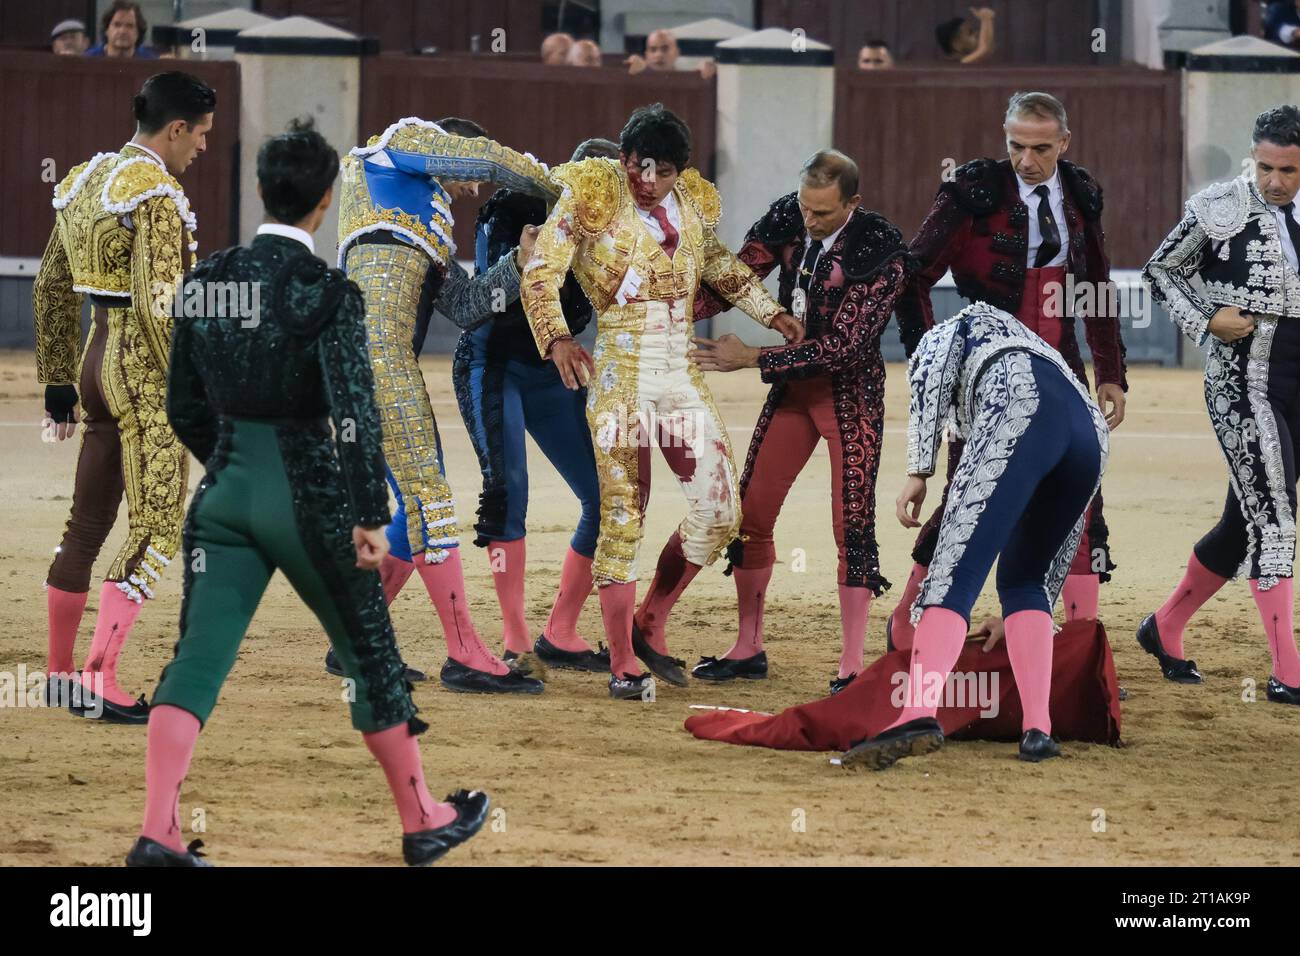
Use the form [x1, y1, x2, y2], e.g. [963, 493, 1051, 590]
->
[153, 421, 415, 732]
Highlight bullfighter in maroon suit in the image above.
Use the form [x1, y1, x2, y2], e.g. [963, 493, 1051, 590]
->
[887, 91, 1128, 652]
[689, 150, 913, 692]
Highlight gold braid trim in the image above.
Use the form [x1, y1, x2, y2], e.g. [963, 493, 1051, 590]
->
[550, 158, 624, 238]
[675, 168, 721, 229]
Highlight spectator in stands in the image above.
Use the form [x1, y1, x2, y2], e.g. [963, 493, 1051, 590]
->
[50, 19, 89, 55]
[858, 38, 894, 69]
[86, 1, 159, 59]
[936, 6, 996, 64]
[541, 31, 574, 64]
[1264, 1, 1300, 46]
[625, 28, 716, 78]
[566, 39, 603, 67]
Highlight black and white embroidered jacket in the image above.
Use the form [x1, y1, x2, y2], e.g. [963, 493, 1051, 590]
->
[1144, 171, 1300, 345]
[906, 302, 1108, 477]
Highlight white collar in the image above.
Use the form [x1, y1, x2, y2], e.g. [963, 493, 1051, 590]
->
[257, 222, 316, 254]
[124, 141, 166, 169]
[638, 191, 678, 217]
[809, 217, 848, 252]
[1016, 169, 1060, 201]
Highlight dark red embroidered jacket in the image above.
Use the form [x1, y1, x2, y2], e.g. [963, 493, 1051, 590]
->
[895, 157, 1127, 390]
[695, 198, 909, 592]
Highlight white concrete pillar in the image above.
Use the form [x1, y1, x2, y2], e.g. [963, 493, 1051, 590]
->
[234, 15, 374, 263]
[711, 27, 834, 342]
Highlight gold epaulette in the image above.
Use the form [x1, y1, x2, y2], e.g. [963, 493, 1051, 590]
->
[102, 156, 197, 245]
[676, 168, 721, 228]
[551, 158, 623, 238]
[52, 152, 115, 210]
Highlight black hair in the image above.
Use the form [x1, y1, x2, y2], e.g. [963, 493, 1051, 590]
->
[863, 38, 890, 50]
[132, 71, 216, 134]
[1253, 105, 1300, 149]
[935, 16, 965, 55]
[101, 1, 146, 47]
[257, 116, 339, 225]
[571, 137, 619, 162]
[619, 103, 691, 172]
[437, 116, 489, 138]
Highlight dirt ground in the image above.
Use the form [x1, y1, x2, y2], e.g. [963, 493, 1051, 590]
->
[1, 349, 1297, 867]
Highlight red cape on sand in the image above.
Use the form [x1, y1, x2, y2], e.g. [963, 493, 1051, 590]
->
[684, 619, 1122, 751]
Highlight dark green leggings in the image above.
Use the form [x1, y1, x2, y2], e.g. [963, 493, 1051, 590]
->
[153, 421, 403, 732]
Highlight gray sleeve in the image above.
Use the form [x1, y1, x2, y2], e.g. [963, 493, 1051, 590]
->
[433, 250, 521, 332]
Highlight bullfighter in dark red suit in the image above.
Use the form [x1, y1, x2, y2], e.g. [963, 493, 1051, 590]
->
[689, 150, 913, 692]
[887, 91, 1128, 652]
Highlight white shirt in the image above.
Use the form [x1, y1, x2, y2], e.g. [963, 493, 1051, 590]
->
[635, 191, 682, 244]
[256, 222, 316, 254]
[802, 219, 847, 277]
[1267, 201, 1300, 274]
[1281, 24, 1299, 44]
[1017, 170, 1068, 268]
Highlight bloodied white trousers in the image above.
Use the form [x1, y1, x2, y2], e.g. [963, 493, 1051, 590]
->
[586, 298, 742, 585]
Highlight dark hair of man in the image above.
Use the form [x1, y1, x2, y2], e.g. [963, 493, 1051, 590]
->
[800, 149, 859, 202]
[571, 137, 620, 162]
[437, 116, 489, 138]
[863, 38, 890, 50]
[132, 71, 217, 134]
[101, 1, 146, 46]
[619, 103, 691, 172]
[935, 16, 965, 55]
[257, 116, 339, 225]
[1253, 105, 1300, 149]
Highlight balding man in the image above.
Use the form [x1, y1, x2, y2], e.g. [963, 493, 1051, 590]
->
[689, 151, 910, 692]
[626, 29, 715, 78]
[566, 38, 602, 67]
[540, 32, 573, 65]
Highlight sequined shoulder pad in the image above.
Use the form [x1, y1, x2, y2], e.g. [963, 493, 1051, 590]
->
[752, 192, 803, 244]
[938, 157, 1006, 216]
[551, 158, 623, 236]
[1186, 174, 1252, 242]
[1058, 160, 1103, 221]
[841, 210, 909, 282]
[52, 152, 115, 210]
[676, 168, 721, 228]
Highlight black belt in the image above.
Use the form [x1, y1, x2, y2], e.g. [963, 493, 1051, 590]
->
[89, 293, 131, 308]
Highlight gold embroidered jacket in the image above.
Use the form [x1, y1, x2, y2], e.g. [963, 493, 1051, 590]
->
[33, 144, 196, 386]
[520, 158, 783, 357]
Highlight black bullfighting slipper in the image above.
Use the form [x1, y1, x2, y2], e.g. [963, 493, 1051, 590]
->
[1266, 675, 1300, 705]
[69, 679, 150, 725]
[839, 717, 945, 771]
[534, 635, 611, 672]
[402, 790, 490, 866]
[692, 652, 768, 682]
[829, 672, 858, 695]
[1018, 728, 1061, 762]
[1135, 614, 1202, 684]
[125, 837, 212, 867]
[439, 659, 544, 694]
[608, 672, 655, 700]
[326, 647, 426, 683]
[631, 622, 688, 687]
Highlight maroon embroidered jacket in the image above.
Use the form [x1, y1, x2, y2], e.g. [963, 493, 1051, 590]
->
[694, 198, 909, 592]
[895, 158, 1127, 390]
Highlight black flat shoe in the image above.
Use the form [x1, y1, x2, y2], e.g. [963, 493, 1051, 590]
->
[69, 680, 150, 725]
[125, 837, 212, 867]
[829, 672, 858, 695]
[1018, 728, 1061, 762]
[326, 647, 426, 683]
[608, 672, 655, 700]
[43, 673, 73, 709]
[402, 790, 490, 866]
[839, 717, 944, 771]
[1266, 675, 1300, 705]
[631, 622, 688, 687]
[534, 635, 610, 672]
[692, 652, 768, 682]
[440, 659, 544, 694]
[1135, 614, 1202, 684]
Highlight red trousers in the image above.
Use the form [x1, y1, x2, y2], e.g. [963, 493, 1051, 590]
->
[733, 377, 855, 584]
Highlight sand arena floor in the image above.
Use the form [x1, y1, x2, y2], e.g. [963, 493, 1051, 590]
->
[0, 351, 1296, 866]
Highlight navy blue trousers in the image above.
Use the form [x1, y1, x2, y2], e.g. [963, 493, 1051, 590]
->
[915, 351, 1105, 622]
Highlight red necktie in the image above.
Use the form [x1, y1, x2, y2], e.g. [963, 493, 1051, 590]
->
[650, 204, 680, 258]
